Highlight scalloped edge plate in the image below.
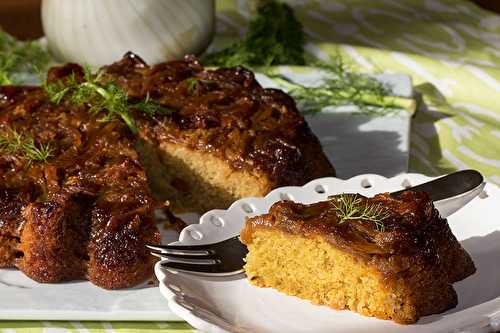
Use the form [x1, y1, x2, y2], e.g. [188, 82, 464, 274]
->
[156, 174, 500, 333]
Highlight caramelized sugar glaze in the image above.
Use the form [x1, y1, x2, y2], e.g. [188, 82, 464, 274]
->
[0, 53, 334, 288]
[0, 82, 160, 288]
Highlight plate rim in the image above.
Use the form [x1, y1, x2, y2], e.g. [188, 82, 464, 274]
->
[156, 173, 500, 333]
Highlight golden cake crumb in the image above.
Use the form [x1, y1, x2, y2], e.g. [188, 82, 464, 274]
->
[240, 192, 476, 324]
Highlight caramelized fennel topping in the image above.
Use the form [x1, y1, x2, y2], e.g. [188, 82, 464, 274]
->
[0, 53, 334, 287]
[0, 80, 160, 287]
[241, 191, 443, 274]
[101, 53, 332, 184]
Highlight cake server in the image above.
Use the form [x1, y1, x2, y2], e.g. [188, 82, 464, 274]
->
[148, 169, 485, 276]
[391, 169, 484, 218]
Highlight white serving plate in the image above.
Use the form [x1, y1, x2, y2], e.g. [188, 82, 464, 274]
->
[156, 174, 500, 333]
[0, 70, 413, 321]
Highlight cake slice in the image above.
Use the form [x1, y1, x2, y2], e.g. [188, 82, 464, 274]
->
[240, 191, 476, 324]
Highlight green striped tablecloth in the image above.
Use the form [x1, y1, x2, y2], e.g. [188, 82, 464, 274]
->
[2, 0, 500, 332]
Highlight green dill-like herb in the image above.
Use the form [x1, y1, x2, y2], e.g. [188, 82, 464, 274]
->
[131, 93, 175, 117]
[44, 66, 174, 133]
[331, 194, 390, 231]
[201, 0, 412, 114]
[260, 55, 402, 115]
[0, 30, 49, 85]
[22, 137, 53, 162]
[202, 0, 305, 67]
[183, 77, 220, 96]
[184, 77, 201, 95]
[0, 128, 53, 163]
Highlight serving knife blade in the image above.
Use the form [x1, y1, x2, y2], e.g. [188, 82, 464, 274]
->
[391, 169, 485, 218]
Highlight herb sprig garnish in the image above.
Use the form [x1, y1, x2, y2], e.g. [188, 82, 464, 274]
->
[203, 0, 415, 114]
[331, 194, 390, 231]
[184, 77, 202, 96]
[44, 67, 173, 134]
[261, 57, 416, 114]
[0, 30, 49, 85]
[202, 0, 305, 67]
[0, 128, 53, 163]
[183, 77, 219, 96]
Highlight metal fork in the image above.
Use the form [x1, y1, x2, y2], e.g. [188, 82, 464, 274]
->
[147, 236, 247, 276]
[147, 169, 484, 276]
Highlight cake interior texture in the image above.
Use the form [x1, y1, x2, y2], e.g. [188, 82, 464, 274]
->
[136, 140, 273, 213]
[240, 192, 476, 324]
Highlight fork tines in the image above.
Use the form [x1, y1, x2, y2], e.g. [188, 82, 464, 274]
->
[146, 236, 248, 276]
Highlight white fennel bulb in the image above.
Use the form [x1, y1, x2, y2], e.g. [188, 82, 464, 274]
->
[42, 0, 215, 67]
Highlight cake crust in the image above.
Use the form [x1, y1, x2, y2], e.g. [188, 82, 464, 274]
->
[0, 82, 160, 289]
[240, 191, 476, 323]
